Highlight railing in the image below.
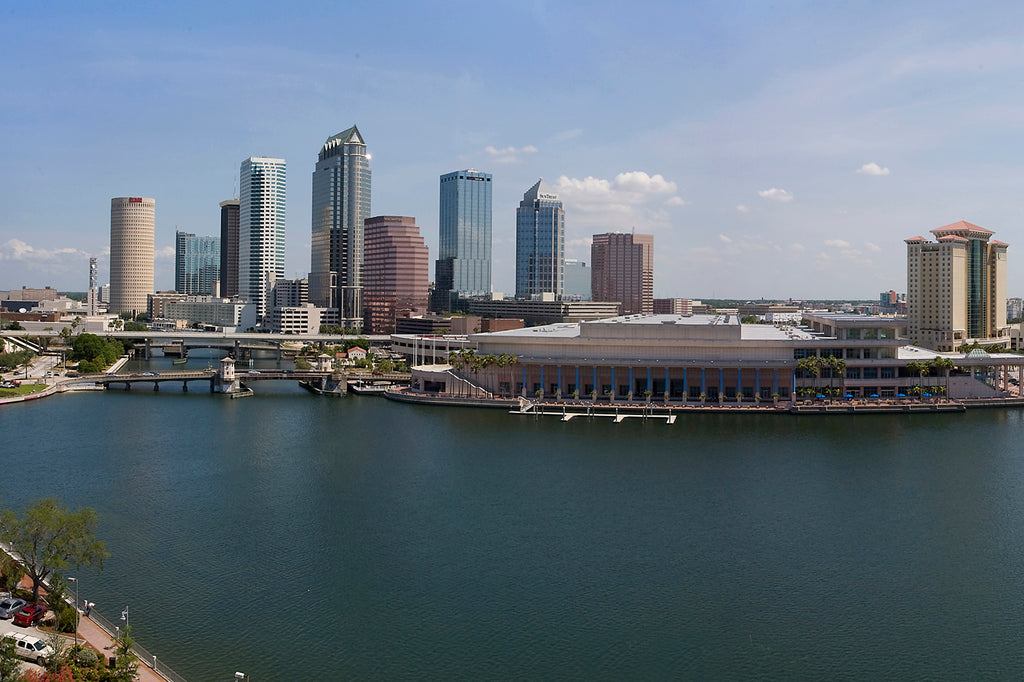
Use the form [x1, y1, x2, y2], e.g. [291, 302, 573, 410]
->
[88, 608, 187, 682]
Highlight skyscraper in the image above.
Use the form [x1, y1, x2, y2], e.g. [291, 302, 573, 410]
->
[109, 197, 155, 316]
[515, 179, 564, 299]
[310, 126, 371, 331]
[591, 232, 654, 315]
[905, 220, 1010, 352]
[363, 216, 429, 334]
[239, 157, 286, 323]
[433, 169, 492, 311]
[219, 198, 240, 298]
[175, 230, 221, 295]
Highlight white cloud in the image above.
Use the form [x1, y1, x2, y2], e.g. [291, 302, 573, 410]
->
[483, 144, 538, 164]
[0, 239, 87, 262]
[554, 171, 683, 235]
[824, 239, 851, 248]
[736, 204, 750, 213]
[156, 246, 175, 260]
[719, 234, 732, 243]
[865, 242, 881, 252]
[856, 162, 891, 176]
[613, 171, 677, 195]
[758, 187, 794, 203]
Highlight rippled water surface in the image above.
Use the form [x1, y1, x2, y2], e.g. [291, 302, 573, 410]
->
[5, 355, 1024, 680]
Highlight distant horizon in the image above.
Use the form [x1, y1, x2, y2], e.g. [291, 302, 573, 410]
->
[5, 2, 1024, 299]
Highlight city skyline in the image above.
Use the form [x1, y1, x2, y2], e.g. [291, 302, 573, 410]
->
[5, 2, 1024, 299]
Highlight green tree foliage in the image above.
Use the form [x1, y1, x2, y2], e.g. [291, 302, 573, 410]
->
[70, 335, 124, 373]
[0, 499, 109, 603]
[0, 635, 21, 682]
[107, 627, 138, 682]
[0, 351, 34, 372]
[122, 322, 149, 332]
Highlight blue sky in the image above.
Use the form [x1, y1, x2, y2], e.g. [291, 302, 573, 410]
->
[4, 0, 1024, 299]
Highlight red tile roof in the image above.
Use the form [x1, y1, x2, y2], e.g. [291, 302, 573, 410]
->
[931, 220, 993, 235]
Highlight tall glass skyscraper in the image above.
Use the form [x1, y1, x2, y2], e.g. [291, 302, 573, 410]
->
[433, 169, 492, 311]
[219, 198, 240, 298]
[239, 157, 286, 323]
[515, 179, 564, 299]
[310, 126, 371, 330]
[175, 230, 221, 295]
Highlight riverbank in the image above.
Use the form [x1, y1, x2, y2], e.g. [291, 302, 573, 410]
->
[385, 386, 1024, 415]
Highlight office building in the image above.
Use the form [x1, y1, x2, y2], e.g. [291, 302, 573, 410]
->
[563, 259, 591, 301]
[109, 197, 155, 316]
[591, 232, 654, 315]
[272, 278, 308, 308]
[310, 126, 371, 330]
[219, 199, 240, 298]
[239, 157, 286, 323]
[905, 220, 1010, 352]
[433, 169, 492, 311]
[515, 179, 564, 299]
[363, 216, 429, 334]
[175, 231, 220, 295]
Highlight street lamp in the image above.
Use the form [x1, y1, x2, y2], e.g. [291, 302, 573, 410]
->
[67, 577, 79, 650]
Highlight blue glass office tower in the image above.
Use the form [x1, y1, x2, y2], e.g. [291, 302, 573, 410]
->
[515, 179, 564, 299]
[175, 230, 221, 295]
[433, 169, 492, 311]
[311, 126, 371, 330]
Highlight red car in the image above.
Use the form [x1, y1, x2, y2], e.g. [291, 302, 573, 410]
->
[13, 604, 47, 627]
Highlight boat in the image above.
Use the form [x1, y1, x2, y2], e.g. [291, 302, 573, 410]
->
[172, 358, 187, 365]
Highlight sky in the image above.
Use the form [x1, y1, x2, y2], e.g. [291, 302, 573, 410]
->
[4, 0, 1024, 300]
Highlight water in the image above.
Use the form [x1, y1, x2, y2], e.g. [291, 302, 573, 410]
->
[5, 354, 1024, 680]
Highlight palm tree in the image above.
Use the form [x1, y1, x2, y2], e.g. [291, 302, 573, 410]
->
[906, 361, 929, 399]
[930, 357, 955, 399]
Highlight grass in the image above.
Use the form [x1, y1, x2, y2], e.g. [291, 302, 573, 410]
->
[0, 383, 46, 398]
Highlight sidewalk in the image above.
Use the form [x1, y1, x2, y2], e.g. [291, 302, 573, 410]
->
[74, 614, 163, 682]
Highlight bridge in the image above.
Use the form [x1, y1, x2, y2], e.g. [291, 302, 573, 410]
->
[73, 366, 410, 397]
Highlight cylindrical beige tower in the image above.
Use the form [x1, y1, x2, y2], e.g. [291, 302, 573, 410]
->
[109, 197, 155, 316]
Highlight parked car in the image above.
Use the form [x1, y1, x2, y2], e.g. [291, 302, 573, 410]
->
[0, 598, 26, 619]
[13, 603, 47, 627]
[248, 370, 261, 375]
[3, 632, 53, 665]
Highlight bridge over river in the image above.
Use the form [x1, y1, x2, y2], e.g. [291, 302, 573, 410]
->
[72, 367, 410, 397]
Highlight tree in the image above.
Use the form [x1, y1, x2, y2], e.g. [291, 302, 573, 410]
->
[0, 634, 21, 682]
[0, 555, 23, 596]
[0, 499, 108, 603]
[106, 625, 138, 682]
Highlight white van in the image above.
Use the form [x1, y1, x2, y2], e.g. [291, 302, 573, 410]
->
[3, 632, 53, 665]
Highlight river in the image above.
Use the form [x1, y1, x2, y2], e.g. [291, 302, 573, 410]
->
[3, 350, 1024, 680]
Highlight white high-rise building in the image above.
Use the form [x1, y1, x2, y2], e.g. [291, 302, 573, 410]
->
[109, 197, 155, 316]
[239, 157, 286, 323]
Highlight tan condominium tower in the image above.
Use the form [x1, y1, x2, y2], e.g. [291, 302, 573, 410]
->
[591, 231, 654, 315]
[905, 220, 1009, 352]
[109, 196, 155, 316]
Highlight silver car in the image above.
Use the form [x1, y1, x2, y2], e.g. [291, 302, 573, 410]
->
[0, 598, 25, 619]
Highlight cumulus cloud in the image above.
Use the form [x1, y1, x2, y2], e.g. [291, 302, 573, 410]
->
[856, 162, 891, 176]
[824, 239, 851, 248]
[483, 144, 538, 164]
[865, 242, 881, 252]
[758, 187, 794, 203]
[553, 171, 684, 234]
[0, 239, 87, 262]
[719, 234, 732, 243]
[736, 204, 750, 213]
[156, 246, 176, 259]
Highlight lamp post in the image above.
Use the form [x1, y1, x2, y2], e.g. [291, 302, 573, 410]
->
[67, 577, 79, 650]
